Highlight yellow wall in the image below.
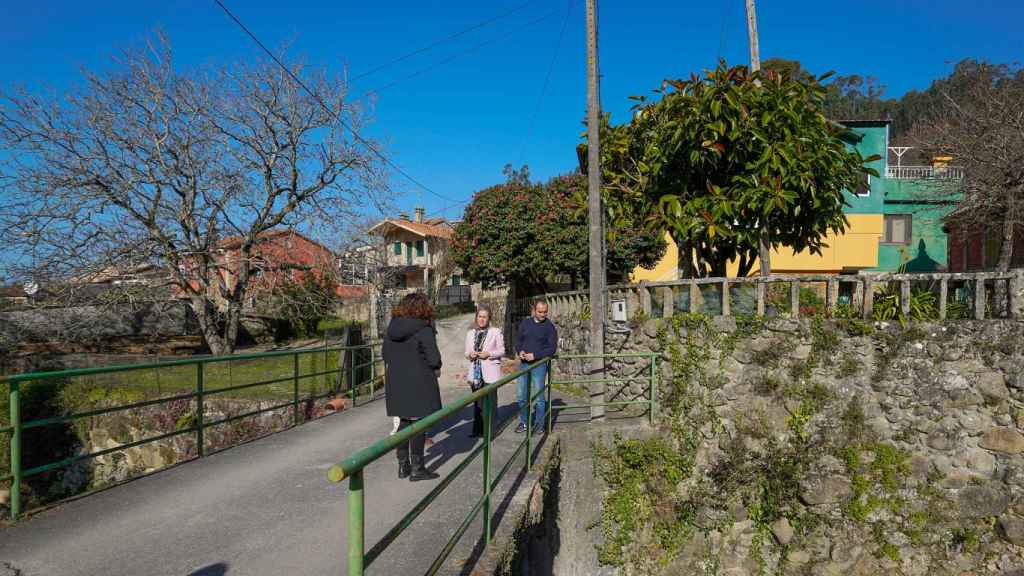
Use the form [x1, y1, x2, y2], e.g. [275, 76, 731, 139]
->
[631, 232, 679, 282]
[630, 214, 884, 280]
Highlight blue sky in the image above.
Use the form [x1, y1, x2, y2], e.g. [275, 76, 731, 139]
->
[2, 0, 1021, 221]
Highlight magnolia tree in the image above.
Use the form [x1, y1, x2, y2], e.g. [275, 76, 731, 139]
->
[0, 34, 386, 354]
[592, 62, 877, 278]
[450, 166, 665, 294]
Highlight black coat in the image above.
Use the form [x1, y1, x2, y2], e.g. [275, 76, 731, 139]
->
[383, 317, 443, 418]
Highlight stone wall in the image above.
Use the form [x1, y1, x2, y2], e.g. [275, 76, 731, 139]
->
[556, 313, 1024, 575]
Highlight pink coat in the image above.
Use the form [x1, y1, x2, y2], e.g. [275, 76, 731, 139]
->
[465, 327, 505, 384]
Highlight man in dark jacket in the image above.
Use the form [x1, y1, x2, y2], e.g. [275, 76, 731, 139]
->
[383, 293, 442, 481]
[514, 300, 558, 433]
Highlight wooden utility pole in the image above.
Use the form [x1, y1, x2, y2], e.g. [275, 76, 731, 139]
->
[585, 0, 605, 421]
[745, 0, 760, 72]
[747, 0, 771, 300]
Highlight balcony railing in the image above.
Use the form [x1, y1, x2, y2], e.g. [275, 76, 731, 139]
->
[886, 165, 964, 180]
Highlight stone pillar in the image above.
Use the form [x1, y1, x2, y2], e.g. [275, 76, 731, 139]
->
[1011, 268, 1024, 319]
[368, 290, 379, 339]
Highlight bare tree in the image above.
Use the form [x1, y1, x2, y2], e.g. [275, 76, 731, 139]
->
[0, 33, 387, 354]
[909, 61, 1024, 271]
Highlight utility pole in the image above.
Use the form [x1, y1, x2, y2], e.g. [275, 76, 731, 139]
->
[746, 0, 771, 303]
[745, 0, 760, 72]
[585, 0, 605, 421]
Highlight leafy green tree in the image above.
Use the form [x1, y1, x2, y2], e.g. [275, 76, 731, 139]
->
[450, 167, 665, 293]
[593, 62, 877, 278]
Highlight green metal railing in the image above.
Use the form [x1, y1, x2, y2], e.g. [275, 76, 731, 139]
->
[1, 342, 382, 521]
[328, 351, 658, 575]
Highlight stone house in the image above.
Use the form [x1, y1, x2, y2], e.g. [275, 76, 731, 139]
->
[180, 229, 338, 310]
[367, 207, 470, 302]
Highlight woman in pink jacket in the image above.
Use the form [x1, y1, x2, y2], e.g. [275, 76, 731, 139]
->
[465, 305, 504, 438]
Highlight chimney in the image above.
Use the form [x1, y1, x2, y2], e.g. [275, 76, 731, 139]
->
[399, 212, 409, 221]
[414, 207, 425, 223]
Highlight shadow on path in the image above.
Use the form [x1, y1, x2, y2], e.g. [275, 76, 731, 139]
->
[188, 562, 229, 576]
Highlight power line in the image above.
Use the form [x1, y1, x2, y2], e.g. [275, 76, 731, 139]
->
[517, 0, 576, 165]
[717, 0, 733, 61]
[349, 0, 542, 83]
[360, 8, 562, 98]
[212, 0, 458, 204]
[428, 3, 575, 220]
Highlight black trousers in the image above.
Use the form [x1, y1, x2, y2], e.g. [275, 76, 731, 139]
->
[395, 418, 426, 463]
[471, 390, 497, 436]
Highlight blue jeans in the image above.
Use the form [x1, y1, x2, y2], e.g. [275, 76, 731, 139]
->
[517, 362, 548, 427]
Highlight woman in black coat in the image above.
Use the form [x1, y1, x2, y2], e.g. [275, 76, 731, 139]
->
[383, 292, 442, 481]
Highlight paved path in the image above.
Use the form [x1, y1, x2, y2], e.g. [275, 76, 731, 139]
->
[0, 315, 557, 576]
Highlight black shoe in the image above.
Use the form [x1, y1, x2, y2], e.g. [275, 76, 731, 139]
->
[409, 457, 439, 482]
[515, 423, 527, 434]
[398, 460, 411, 479]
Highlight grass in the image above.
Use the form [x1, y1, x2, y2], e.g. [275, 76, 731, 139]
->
[2, 346, 376, 423]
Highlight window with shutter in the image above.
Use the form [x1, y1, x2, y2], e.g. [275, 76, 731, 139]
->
[882, 215, 912, 244]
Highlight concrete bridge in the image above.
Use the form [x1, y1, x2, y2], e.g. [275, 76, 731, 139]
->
[0, 314, 557, 576]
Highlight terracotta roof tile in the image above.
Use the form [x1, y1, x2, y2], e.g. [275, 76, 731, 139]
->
[370, 219, 453, 239]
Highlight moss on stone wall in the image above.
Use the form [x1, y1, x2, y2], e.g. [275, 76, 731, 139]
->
[584, 315, 1024, 575]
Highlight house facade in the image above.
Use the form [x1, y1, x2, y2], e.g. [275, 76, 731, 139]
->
[367, 207, 468, 300]
[632, 120, 961, 280]
[947, 220, 1024, 272]
[180, 229, 338, 309]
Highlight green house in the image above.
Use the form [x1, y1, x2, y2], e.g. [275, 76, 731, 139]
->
[841, 120, 962, 272]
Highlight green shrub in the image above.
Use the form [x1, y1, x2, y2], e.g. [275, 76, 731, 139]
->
[435, 301, 476, 320]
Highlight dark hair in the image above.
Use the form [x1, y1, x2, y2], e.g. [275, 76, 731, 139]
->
[393, 292, 435, 321]
[532, 299, 549, 310]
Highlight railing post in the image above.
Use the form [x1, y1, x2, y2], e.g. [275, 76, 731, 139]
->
[639, 282, 652, 316]
[1011, 269, 1024, 319]
[662, 287, 674, 318]
[348, 470, 365, 576]
[9, 380, 20, 521]
[293, 353, 300, 426]
[756, 281, 766, 316]
[482, 391, 493, 544]
[939, 278, 949, 320]
[526, 368, 534, 469]
[863, 278, 875, 320]
[349, 349, 357, 402]
[721, 279, 730, 317]
[196, 364, 205, 458]
[546, 363, 553, 436]
[975, 278, 987, 320]
[900, 280, 911, 319]
[649, 355, 657, 426]
[828, 278, 840, 317]
[791, 280, 801, 318]
[369, 347, 376, 398]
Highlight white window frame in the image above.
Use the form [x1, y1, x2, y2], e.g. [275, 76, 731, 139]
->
[854, 174, 871, 197]
[882, 214, 912, 245]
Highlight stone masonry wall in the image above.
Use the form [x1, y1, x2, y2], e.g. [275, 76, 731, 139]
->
[552, 312, 1024, 575]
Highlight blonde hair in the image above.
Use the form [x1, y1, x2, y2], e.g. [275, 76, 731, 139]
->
[472, 305, 493, 329]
